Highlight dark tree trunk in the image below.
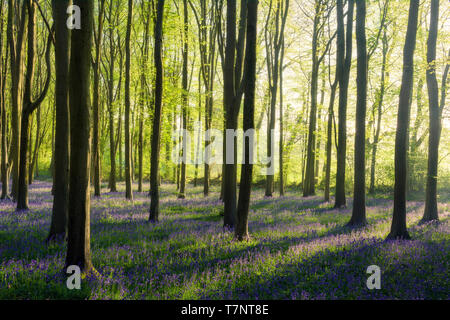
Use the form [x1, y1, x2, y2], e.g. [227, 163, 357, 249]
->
[65, 0, 94, 274]
[348, 0, 367, 226]
[223, 0, 247, 229]
[422, 0, 446, 223]
[334, 0, 353, 209]
[178, 0, 188, 199]
[48, 0, 70, 242]
[124, 0, 133, 200]
[324, 80, 337, 202]
[236, 0, 258, 242]
[149, 0, 165, 223]
[387, 0, 419, 240]
[0, 0, 8, 200]
[92, 0, 106, 197]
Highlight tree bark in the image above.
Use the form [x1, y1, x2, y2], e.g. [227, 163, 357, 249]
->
[178, 0, 189, 199]
[387, 0, 419, 240]
[422, 0, 447, 223]
[149, 0, 165, 222]
[124, 0, 133, 200]
[348, 0, 367, 226]
[48, 0, 70, 242]
[92, 0, 106, 197]
[65, 0, 94, 274]
[334, 0, 353, 209]
[236, 0, 258, 242]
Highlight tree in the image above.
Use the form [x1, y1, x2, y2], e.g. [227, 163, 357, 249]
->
[189, 0, 218, 197]
[178, 0, 189, 199]
[65, 0, 94, 274]
[92, 0, 106, 197]
[264, 0, 288, 197]
[236, 0, 258, 241]
[47, 0, 70, 242]
[387, 0, 420, 240]
[124, 0, 133, 200]
[347, 0, 367, 226]
[7, 0, 27, 200]
[303, 0, 334, 197]
[422, 0, 448, 223]
[222, 0, 247, 229]
[334, 0, 353, 208]
[149, 0, 165, 223]
[17, 0, 52, 211]
[0, 0, 8, 200]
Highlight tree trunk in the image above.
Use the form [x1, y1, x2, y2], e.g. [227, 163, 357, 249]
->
[92, 0, 106, 197]
[236, 0, 258, 242]
[149, 0, 165, 223]
[348, 0, 367, 226]
[178, 0, 188, 199]
[124, 0, 133, 200]
[65, 0, 94, 274]
[48, 0, 70, 242]
[8, 0, 27, 200]
[422, 0, 446, 223]
[334, 0, 354, 209]
[387, 0, 419, 240]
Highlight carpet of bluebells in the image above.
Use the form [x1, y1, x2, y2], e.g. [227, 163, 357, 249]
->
[0, 180, 449, 300]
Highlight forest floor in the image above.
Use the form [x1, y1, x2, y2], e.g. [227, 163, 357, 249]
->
[0, 180, 449, 299]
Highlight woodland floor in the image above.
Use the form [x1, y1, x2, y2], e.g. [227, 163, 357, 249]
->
[0, 180, 449, 299]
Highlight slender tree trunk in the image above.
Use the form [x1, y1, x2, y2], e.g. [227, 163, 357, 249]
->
[149, 0, 165, 222]
[178, 0, 188, 199]
[65, 0, 94, 274]
[279, 36, 285, 196]
[324, 80, 337, 202]
[236, 0, 258, 241]
[387, 0, 419, 240]
[422, 0, 446, 223]
[348, 0, 367, 226]
[92, 0, 106, 197]
[369, 30, 388, 194]
[124, 0, 133, 200]
[334, 0, 354, 208]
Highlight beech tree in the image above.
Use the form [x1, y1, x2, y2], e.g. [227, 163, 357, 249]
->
[334, 0, 353, 209]
[387, 0, 420, 240]
[347, 0, 367, 226]
[65, 0, 95, 273]
[236, 0, 258, 241]
[47, 0, 70, 242]
[422, 0, 449, 223]
[149, 0, 165, 223]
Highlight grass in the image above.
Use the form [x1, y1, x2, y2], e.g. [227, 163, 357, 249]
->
[0, 180, 449, 300]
